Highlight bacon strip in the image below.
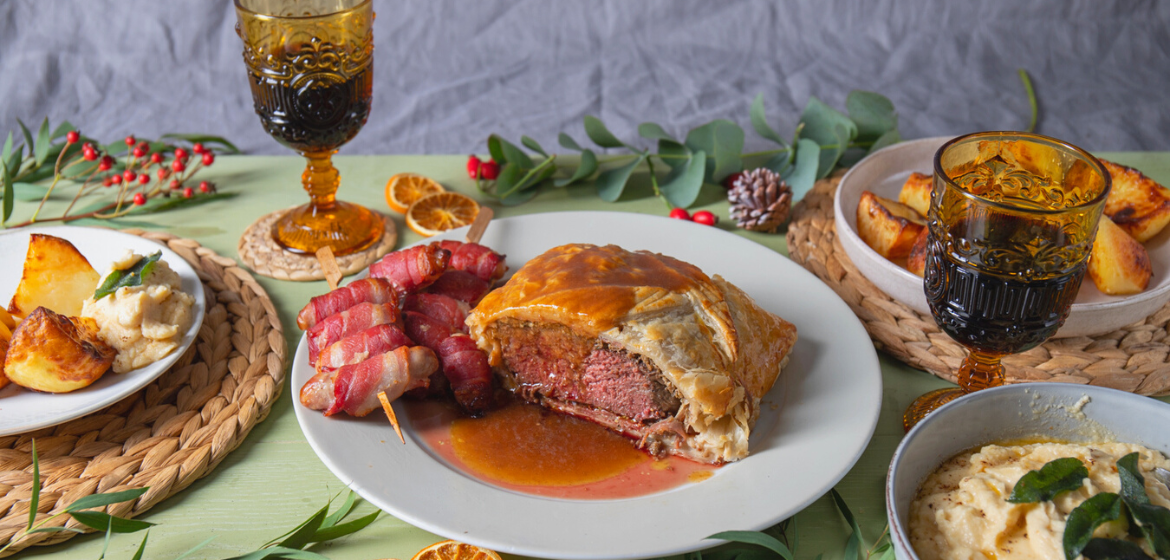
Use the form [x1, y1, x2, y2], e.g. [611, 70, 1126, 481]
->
[404, 293, 470, 334]
[424, 270, 491, 306]
[438, 335, 494, 415]
[369, 243, 451, 295]
[306, 302, 399, 366]
[437, 241, 507, 283]
[326, 346, 439, 416]
[296, 278, 399, 331]
[403, 310, 452, 351]
[316, 323, 413, 375]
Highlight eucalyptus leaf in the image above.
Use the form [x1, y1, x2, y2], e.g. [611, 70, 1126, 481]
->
[638, 122, 677, 143]
[68, 511, 154, 533]
[708, 530, 794, 560]
[782, 139, 820, 202]
[596, 154, 645, 202]
[869, 129, 902, 155]
[498, 137, 534, 168]
[1082, 538, 1156, 560]
[847, 90, 898, 142]
[521, 135, 548, 157]
[798, 97, 858, 177]
[311, 510, 379, 542]
[554, 149, 597, 187]
[159, 133, 241, 154]
[558, 133, 584, 152]
[12, 182, 49, 202]
[1118, 453, 1151, 506]
[487, 135, 506, 164]
[34, 117, 51, 167]
[492, 162, 525, 199]
[763, 152, 792, 177]
[17, 119, 35, 156]
[65, 488, 149, 513]
[685, 119, 744, 182]
[28, 440, 39, 530]
[1064, 493, 1124, 560]
[93, 251, 162, 301]
[584, 116, 626, 149]
[1007, 457, 1088, 503]
[657, 139, 690, 171]
[50, 121, 76, 140]
[2, 131, 13, 163]
[816, 123, 852, 179]
[660, 150, 706, 209]
[499, 185, 540, 206]
[750, 94, 787, 146]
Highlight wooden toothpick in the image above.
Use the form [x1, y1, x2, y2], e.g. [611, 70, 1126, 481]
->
[378, 391, 406, 444]
[315, 246, 343, 290]
[464, 206, 494, 244]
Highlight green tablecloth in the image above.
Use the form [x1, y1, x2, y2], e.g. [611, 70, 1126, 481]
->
[19, 152, 1170, 560]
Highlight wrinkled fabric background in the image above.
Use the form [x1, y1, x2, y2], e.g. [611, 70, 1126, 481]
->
[0, 0, 1166, 155]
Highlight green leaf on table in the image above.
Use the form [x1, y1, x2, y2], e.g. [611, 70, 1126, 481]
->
[685, 119, 744, 182]
[28, 440, 39, 530]
[69, 511, 154, 533]
[12, 182, 49, 202]
[27, 526, 86, 534]
[93, 251, 161, 301]
[487, 135, 507, 164]
[638, 122, 678, 143]
[763, 152, 792, 177]
[657, 139, 690, 172]
[130, 531, 149, 560]
[869, 129, 902, 155]
[751, 94, 787, 146]
[660, 150, 706, 209]
[228, 546, 331, 560]
[558, 133, 584, 152]
[798, 97, 858, 177]
[17, 118, 35, 155]
[584, 116, 627, 149]
[1007, 457, 1088, 503]
[34, 117, 51, 167]
[312, 510, 380, 542]
[160, 133, 241, 154]
[782, 139, 820, 202]
[1117, 453, 1151, 506]
[819, 123, 853, 179]
[497, 137, 534, 169]
[174, 536, 216, 560]
[320, 491, 357, 530]
[278, 504, 328, 550]
[521, 135, 548, 157]
[832, 489, 864, 560]
[2, 131, 14, 163]
[65, 488, 149, 513]
[125, 192, 238, 216]
[708, 530, 794, 560]
[50, 120, 76, 141]
[100, 512, 114, 559]
[596, 154, 645, 202]
[554, 149, 597, 187]
[846, 90, 898, 142]
[1064, 493, 1124, 560]
[496, 165, 540, 206]
[1082, 538, 1156, 560]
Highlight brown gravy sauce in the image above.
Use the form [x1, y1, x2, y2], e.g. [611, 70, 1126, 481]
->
[408, 399, 719, 499]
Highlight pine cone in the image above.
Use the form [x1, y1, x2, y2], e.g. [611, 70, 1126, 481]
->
[728, 168, 792, 233]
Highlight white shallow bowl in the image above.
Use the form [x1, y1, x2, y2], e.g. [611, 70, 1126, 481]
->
[886, 384, 1170, 560]
[833, 136, 1170, 338]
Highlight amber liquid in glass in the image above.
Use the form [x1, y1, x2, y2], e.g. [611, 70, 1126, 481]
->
[248, 62, 372, 153]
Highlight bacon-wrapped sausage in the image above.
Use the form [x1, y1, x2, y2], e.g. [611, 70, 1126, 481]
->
[315, 323, 413, 375]
[436, 241, 506, 283]
[369, 243, 451, 295]
[307, 302, 399, 366]
[300, 346, 439, 417]
[404, 293, 470, 334]
[424, 270, 491, 306]
[402, 310, 451, 351]
[296, 278, 399, 331]
[438, 335, 493, 415]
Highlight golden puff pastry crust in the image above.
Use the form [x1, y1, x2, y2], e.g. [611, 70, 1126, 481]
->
[467, 243, 797, 463]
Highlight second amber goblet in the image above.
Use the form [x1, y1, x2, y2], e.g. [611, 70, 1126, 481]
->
[902, 132, 1111, 430]
[236, 0, 383, 256]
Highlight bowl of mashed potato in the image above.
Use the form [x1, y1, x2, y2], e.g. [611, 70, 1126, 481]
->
[887, 384, 1170, 560]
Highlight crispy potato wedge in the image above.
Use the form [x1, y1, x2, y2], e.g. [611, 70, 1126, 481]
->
[0, 319, 10, 341]
[1101, 159, 1170, 243]
[857, 191, 926, 258]
[0, 337, 8, 390]
[1088, 216, 1152, 296]
[0, 307, 14, 330]
[8, 234, 101, 318]
[3, 307, 115, 393]
[898, 172, 933, 218]
[905, 227, 930, 277]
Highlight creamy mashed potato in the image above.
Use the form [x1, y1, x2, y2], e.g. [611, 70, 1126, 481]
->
[81, 251, 195, 373]
[910, 441, 1170, 560]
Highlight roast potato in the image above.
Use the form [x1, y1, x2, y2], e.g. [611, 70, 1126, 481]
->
[905, 227, 930, 277]
[3, 307, 116, 393]
[8, 234, 100, 318]
[1088, 216, 1152, 296]
[898, 172, 933, 218]
[1101, 159, 1170, 243]
[0, 308, 14, 330]
[857, 191, 926, 258]
[0, 337, 8, 390]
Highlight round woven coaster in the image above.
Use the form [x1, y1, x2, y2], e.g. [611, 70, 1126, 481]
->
[0, 230, 286, 556]
[785, 173, 1170, 396]
[238, 207, 397, 282]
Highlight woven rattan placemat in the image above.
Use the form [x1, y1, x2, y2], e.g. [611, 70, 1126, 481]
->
[0, 230, 286, 556]
[785, 174, 1170, 396]
[238, 207, 397, 282]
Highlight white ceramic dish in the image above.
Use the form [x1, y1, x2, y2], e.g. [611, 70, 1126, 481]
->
[0, 226, 206, 436]
[292, 211, 883, 560]
[886, 383, 1170, 560]
[833, 136, 1170, 338]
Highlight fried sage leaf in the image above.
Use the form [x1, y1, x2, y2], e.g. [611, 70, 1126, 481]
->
[92, 251, 161, 301]
[1065, 493, 1125, 560]
[1007, 457, 1088, 503]
[1117, 453, 1170, 559]
[1081, 538, 1155, 560]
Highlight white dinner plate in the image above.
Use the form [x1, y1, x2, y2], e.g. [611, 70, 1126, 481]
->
[0, 226, 206, 435]
[291, 211, 882, 560]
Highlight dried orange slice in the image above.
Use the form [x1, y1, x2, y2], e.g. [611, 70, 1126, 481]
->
[406, 192, 480, 237]
[411, 540, 502, 560]
[385, 173, 445, 214]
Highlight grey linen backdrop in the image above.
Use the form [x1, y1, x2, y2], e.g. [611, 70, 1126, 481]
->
[0, 0, 1166, 156]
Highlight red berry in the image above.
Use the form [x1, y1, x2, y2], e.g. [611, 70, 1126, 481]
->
[98, 155, 114, 171]
[158, 168, 170, 180]
[82, 147, 98, 161]
[198, 180, 210, 193]
[111, 174, 123, 185]
[133, 192, 146, 205]
[480, 160, 500, 180]
[65, 130, 80, 144]
[102, 177, 114, 187]
[192, 143, 205, 154]
[174, 148, 188, 161]
[692, 210, 718, 226]
[172, 159, 186, 172]
[170, 179, 182, 190]
[133, 145, 148, 158]
[466, 155, 482, 179]
[182, 187, 194, 199]
[123, 170, 137, 182]
[82, 142, 93, 151]
[201, 152, 215, 166]
[125, 135, 136, 147]
[669, 208, 691, 220]
[150, 153, 162, 164]
[139, 174, 150, 185]
[721, 172, 744, 190]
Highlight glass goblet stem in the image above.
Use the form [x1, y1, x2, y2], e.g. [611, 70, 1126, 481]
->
[302, 150, 340, 209]
[958, 349, 1005, 393]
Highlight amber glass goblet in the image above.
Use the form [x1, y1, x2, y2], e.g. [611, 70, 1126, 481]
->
[902, 132, 1111, 431]
[235, 0, 383, 256]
